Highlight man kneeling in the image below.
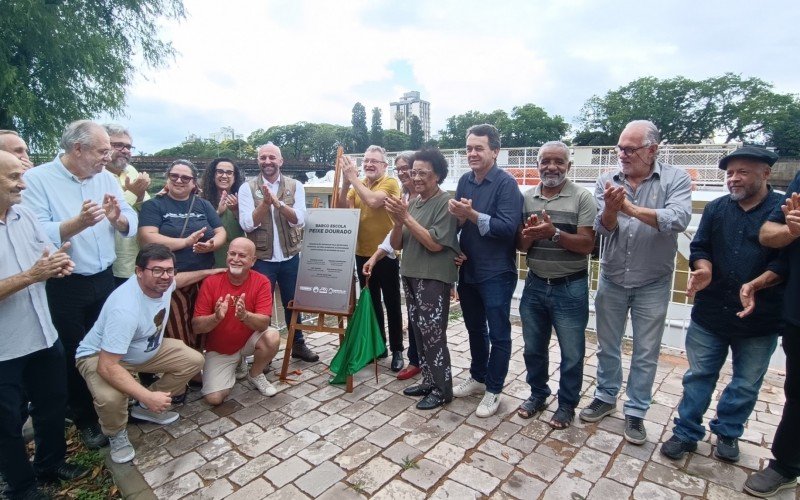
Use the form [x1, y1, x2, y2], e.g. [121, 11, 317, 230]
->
[193, 237, 280, 405]
[76, 244, 211, 463]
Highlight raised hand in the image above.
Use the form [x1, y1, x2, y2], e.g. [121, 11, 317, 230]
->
[521, 210, 557, 241]
[124, 172, 151, 199]
[384, 195, 409, 225]
[341, 156, 359, 183]
[214, 294, 231, 321]
[28, 242, 75, 282]
[234, 293, 248, 321]
[79, 199, 106, 228]
[781, 192, 800, 237]
[603, 181, 626, 214]
[225, 193, 239, 211]
[448, 197, 473, 225]
[260, 186, 275, 207]
[217, 190, 229, 214]
[184, 227, 207, 249]
[103, 194, 122, 224]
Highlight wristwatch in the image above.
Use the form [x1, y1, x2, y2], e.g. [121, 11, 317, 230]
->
[551, 228, 561, 243]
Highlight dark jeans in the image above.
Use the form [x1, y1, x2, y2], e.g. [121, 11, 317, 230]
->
[458, 272, 517, 394]
[253, 255, 305, 343]
[519, 273, 588, 408]
[674, 321, 777, 443]
[770, 324, 800, 478]
[356, 255, 404, 353]
[45, 268, 114, 429]
[0, 341, 67, 497]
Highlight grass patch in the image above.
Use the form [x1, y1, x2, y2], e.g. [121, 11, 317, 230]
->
[401, 455, 420, 470]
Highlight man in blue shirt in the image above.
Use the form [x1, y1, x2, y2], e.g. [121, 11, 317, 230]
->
[747, 169, 800, 497]
[22, 120, 138, 450]
[660, 146, 783, 465]
[448, 124, 523, 418]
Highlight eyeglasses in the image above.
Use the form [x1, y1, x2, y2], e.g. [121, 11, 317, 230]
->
[215, 169, 235, 176]
[410, 170, 433, 178]
[144, 267, 176, 277]
[111, 142, 135, 151]
[168, 173, 195, 183]
[615, 145, 649, 156]
[363, 159, 386, 166]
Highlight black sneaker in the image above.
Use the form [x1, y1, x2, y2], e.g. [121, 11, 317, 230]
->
[78, 423, 108, 449]
[743, 466, 797, 498]
[292, 341, 319, 362]
[623, 415, 647, 445]
[579, 398, 615, 422]
[660, 435, 697, 460]
[37, 461, 91, 483]
[714, 435, 740, 463]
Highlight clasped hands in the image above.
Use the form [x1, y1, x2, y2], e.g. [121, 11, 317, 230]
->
[214, 293, 248, 321]
[521, 210, 557, 241]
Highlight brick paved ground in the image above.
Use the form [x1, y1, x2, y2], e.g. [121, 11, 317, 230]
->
[109, 315, 793, 499]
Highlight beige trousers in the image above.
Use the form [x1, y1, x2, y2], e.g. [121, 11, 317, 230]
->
[76, 339, 204, 435]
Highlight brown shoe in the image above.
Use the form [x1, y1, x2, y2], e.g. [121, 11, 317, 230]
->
[292, 341, 319, 362]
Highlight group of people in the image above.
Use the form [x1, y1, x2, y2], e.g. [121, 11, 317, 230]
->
[0, 116, 798, 499]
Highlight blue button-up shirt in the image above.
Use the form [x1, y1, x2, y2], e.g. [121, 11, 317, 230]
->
[691, 189, 785, 337]
[0, 205, 59, 361]
[594, 160, 692, 287]
[22, 155, 137, 275]
[455, 164, 523, 284]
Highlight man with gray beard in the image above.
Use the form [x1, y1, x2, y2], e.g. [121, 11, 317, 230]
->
[660, 146, 784, 464]
[515, 141, 596, 429]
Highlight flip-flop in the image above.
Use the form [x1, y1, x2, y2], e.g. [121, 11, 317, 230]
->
[517, 396, 547, 419]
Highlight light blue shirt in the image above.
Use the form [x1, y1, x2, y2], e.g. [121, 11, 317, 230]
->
[0, 205, 59, 361]
[22, 155, 138, 276]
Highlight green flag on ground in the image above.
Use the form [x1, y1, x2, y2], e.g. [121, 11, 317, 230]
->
[329, 288, 386, 385]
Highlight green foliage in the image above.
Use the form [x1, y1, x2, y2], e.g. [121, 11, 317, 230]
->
[577, 73, 796, 145]
[437, 109, 511, 149]
[505, 104, 569, 147]
[0, 0, 185, 151]
[370, 107, 384, 147]
[384, 129, 411, 152]
[351, 102, 369, 152]
[409, 115, 424, 149]
[401, 455, 420, 470]
[766, 100, 800, 156]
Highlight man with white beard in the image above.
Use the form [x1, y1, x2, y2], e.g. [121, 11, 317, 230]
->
[515, 141, 597, 429]
[192, 237, 280, 405]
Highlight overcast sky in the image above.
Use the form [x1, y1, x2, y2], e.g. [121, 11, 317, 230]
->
[102, 0, 800, 154]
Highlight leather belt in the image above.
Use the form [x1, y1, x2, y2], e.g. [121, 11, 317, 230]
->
[531, 269, 588, 286]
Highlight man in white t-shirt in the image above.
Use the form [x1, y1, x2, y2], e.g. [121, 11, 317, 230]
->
[76, 244, 219, 463]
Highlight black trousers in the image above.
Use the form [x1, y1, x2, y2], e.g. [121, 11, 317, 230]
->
[356, 255, 404, 353]
[45, 267, 115, 429]
[0, 341, 67, 497]
[770, 324, 800, 478]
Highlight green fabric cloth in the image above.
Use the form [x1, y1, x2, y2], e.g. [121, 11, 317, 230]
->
[214, 209, 244, 268]
[329, 288, 386, 385]
[399, 190, 461, 284]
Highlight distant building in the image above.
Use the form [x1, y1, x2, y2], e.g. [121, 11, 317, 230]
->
[389, 91, 430, 142]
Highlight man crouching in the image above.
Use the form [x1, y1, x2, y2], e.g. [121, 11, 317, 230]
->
[193, 237, 280, 405]
[75, 244, 214, 464]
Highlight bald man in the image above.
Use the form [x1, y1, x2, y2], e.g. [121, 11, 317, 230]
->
[0, 130, 33, 170]
[193, 237, 280, 405]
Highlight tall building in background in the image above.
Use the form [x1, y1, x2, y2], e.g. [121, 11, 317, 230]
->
[390, 91, 430, 142]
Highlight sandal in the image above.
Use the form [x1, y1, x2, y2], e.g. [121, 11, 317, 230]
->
[517, 396, 547, 419]
[549, 405, 575, 429]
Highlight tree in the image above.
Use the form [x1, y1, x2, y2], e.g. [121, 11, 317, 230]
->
[505, 104, 569, 147]
[351, 102, 369, 152]
[437, 110, 510, 149]
[0, 0, 185, 151]
[576, 74, 796, 145]
[766, 99, 800, 157]
[409, 115, 424, 149]
[308, 124, 352, 165]
[370, 107, 384, 147]
[384, 129, 411, 152]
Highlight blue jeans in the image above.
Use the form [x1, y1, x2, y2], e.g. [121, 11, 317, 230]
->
[594, 273, 671, 418]
[673, 320, 777, 443]
[0, 341, 67, 497]
[458, 272, 517, 394]
[519, 273, 588, 408]
[253, 255, 304, 343]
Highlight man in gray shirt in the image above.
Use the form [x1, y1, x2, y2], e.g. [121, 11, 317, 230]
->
[0, 150, 89, 499]
[579, 120, 692, 445]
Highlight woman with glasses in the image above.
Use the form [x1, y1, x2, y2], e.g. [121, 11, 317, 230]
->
[199, 158, 245, 268]
[138, 160, 226, 351]
[385, 148, 460, 410]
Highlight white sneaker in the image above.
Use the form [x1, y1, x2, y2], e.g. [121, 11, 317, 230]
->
[476, 391, 501, 418]
[235, 357, 249, 380]
[130, 403, 179, 425]
[109, 429, 135, 464]
[452, 377, 486, 398]
[247, 373, 277, 397]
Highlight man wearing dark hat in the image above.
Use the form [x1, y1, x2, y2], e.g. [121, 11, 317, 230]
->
[749, 151, 800, 497]
[660, 146, 784, 465]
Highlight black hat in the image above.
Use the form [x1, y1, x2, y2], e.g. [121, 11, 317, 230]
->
[718, 146, 779, 170]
